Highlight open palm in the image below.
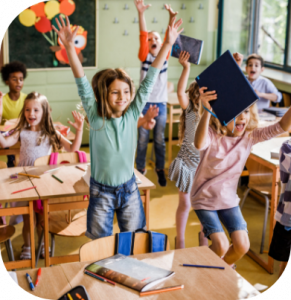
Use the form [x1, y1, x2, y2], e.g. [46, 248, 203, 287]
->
[134, 0, 151, 13]
[166, 17, 183, 46]
[68, 111, 84, 131]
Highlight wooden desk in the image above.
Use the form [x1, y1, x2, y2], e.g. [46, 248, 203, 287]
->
[0, 167, 40, 270]
[16, 247, 259, 300]
[247, 136, 290, 273]
[23, 164, 155, 267]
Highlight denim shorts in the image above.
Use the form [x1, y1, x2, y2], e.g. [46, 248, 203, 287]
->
[86, 174, 146, 240]
[195, 206, 248, 239]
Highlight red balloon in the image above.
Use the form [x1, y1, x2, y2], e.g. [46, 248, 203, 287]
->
[35, 16, 52, 33]
[30, 2, 46, 17]
[60, 0, 75, 16]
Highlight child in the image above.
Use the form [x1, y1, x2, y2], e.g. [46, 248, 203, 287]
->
[192, 52, 291, 266]
[134, 0, 177, 186]
[0, 92, 84, 259]
[52, 15, 183, 239]
[0, 61, 27, 167]
[168, 51, 202, 249]
[245, 54, 282, 111]
[269, 139, 291, 278]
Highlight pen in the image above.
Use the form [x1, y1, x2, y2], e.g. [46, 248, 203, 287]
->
[76, 166, 86, 172]
[140, 285, 184, 297]
[180, 264, 225, 270]
[85, 271, 115, 285]
[12, 186, 37, 194]
[52, 174, 63, 183]
[35, 268, 41, 287]
[26, 273, 35, 291]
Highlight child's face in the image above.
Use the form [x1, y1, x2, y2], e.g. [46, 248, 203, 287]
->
[6, 71, 24, 93]
[148, 32, 162, 57]
[226, 108, 251, 137]
[24, 100, 43, 129]
[108, 79, 131, 118]
[245, 59, 264, 81]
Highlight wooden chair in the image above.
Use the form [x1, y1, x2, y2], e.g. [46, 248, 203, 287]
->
[0, 161, 15, 262]
[34, 152, 90, 266]
[282, 92, 291, 107]
[240, 159, 275, 254]
[79, 232, 170, 262]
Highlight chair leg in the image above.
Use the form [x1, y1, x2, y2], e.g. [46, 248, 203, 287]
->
[260, 195, 269, 254]
[36, 230, 44, 267]
[4, 241, 12, 261]
[51, 233, 55, 257]
[240, 187, 251, 209]
[6, 239, 15, 261]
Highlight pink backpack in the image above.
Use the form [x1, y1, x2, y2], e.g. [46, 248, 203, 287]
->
[33, 151, 88, 214]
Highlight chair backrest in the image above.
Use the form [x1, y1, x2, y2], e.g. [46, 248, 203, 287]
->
[283, 93, 291, 107]
[34, 152, 90, 166]
[0, 161, 7, 169]
[79, 232, 170, 262]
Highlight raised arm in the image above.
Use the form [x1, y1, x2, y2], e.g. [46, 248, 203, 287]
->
[177, 51, 191, 110]
[164, 4, 178, 26]
[134, 0, 150, 32]
[0, 91, 3, 124]
[194, 87, 217, 149]
[52, 16, 84, 78]
[0, 131, 20, 149]
[233, 52, 243, 68]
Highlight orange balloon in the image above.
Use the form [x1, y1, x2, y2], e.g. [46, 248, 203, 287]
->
[30, 2, 46, 17]
[60, 0, 75, 16]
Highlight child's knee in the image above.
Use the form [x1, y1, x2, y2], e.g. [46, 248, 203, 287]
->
[233, 232, 250, 255]
[212, 235, 229, 256]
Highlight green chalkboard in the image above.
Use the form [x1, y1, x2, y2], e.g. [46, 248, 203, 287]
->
[8, 0, 96, 68]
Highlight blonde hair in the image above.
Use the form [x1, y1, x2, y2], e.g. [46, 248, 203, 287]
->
[179, 81, 201, 143]
[209, 103, 259, 136]
[13, 92, 61, 152]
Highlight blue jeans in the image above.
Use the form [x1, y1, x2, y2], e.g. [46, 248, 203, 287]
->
[136, 102, 167, 170]
[86, 174, 146, 240]
[195, 206, 248, 239]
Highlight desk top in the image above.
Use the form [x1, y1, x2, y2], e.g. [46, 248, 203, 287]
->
[0, 167, 39, 203]
[16, 247, 259, 300]
[167, 93, 180, 106]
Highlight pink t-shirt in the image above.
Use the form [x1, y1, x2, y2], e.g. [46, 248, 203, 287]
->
[191, 122, 285, 210]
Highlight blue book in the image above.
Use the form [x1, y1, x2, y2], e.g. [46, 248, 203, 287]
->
[171, 34, 204, 65]
[195, 50, 258, 125]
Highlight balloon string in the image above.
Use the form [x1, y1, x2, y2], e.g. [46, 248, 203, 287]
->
[42, 33, 54, 46]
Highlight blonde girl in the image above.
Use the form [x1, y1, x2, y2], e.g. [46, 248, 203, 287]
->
[192, 52, 291, 266]
[0, 92, 84, 259]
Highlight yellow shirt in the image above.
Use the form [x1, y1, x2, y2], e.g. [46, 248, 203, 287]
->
[2, 92, 27, 122]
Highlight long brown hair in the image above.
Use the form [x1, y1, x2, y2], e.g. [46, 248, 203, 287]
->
[13, 92, 61, 152]
[179, 81, 201, 143]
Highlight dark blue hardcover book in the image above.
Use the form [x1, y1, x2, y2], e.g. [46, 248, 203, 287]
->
[171, 34, 204, 65]
[195, 50, 258, 125]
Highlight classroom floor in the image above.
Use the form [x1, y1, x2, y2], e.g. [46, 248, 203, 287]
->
[0, 143, 282, 294]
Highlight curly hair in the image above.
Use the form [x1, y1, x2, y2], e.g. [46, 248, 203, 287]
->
[178, 81, 201, 143]
[1, 61, 27, 82]
[209, 103, 259, 136]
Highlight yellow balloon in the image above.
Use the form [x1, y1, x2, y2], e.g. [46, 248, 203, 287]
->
[19, 9, 36, 27]
[45, 0, 60, 20]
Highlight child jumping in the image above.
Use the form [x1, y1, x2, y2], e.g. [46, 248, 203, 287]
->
[192, 52, 291, 266]
[168, 51, 203, 249]
[134, 0, 177, 186]
[52, 15, 183, 239]
[0, 92, 84, 259]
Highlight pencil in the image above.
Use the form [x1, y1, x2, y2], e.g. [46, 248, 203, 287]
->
[18, 172, 41, 179]
[180, 264, 225, 270]
[140, 285, 184, 297]
[67, 293, 73, 300]
[12, 186, 37, 194]
[44, 167, 60, 173]
[85, 270, 115, 285]
[75, 166, 86, 172]
[52, 174, 63, 183]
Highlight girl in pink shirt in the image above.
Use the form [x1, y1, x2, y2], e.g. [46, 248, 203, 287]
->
[192, 53, 291, 266]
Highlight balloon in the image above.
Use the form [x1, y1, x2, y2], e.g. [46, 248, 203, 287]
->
[30, 2, 46, 17]
[45, 0, 60, 20]
[35, 16, 52, 33]
[19, 9, 36, 27]
[51, 13, 66, 31]
[60, 0, 76, 16]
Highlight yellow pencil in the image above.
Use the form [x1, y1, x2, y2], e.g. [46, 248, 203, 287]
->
[18, 173, 40, 179]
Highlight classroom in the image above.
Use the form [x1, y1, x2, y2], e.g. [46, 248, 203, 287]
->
[0, 0, 290, 299]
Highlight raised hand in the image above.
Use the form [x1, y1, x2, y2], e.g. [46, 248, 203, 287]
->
[52, 16, 78, 48]
[199, 87, 217, 111]
[233, 52, 243, 67]
[164, 4, 178, 20]
[144, 105, 159, 122]
[68, 111, 84, 131]
[165, 17, 183, 46]
[143, 119, 156, 130]
[134, 0, 151, 13]
[179, 51, 190, 68]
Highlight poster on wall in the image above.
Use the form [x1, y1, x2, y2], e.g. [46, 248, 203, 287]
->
[8, 0, 96, 68]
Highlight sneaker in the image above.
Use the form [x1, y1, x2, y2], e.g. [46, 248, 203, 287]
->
[155, 169, 167, 187]
[137, 169, 147, 176]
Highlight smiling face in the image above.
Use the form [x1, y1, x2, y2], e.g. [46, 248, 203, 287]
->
[148, 32, 162, 57]
[107, 79, 131, 118]
[246, 59, 264, 82]
[6, 71, 24, 94]
[226, 108, 251, 137]
[24, 100, 43, 130]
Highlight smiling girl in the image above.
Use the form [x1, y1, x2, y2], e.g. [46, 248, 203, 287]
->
[192, 52, 291, 267]
[0, 92, 84, 259]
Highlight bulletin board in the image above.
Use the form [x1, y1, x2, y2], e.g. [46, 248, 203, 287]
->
[8, 0, 96, 69]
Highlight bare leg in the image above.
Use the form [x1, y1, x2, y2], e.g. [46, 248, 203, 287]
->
[209, 232, 229, 257]
[199, 224, 208, 246]
[279, 262, 288, 278]
[223, 230, 250, 265]
[22, 214, 34, 247]
[175, 190, 191, 249]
